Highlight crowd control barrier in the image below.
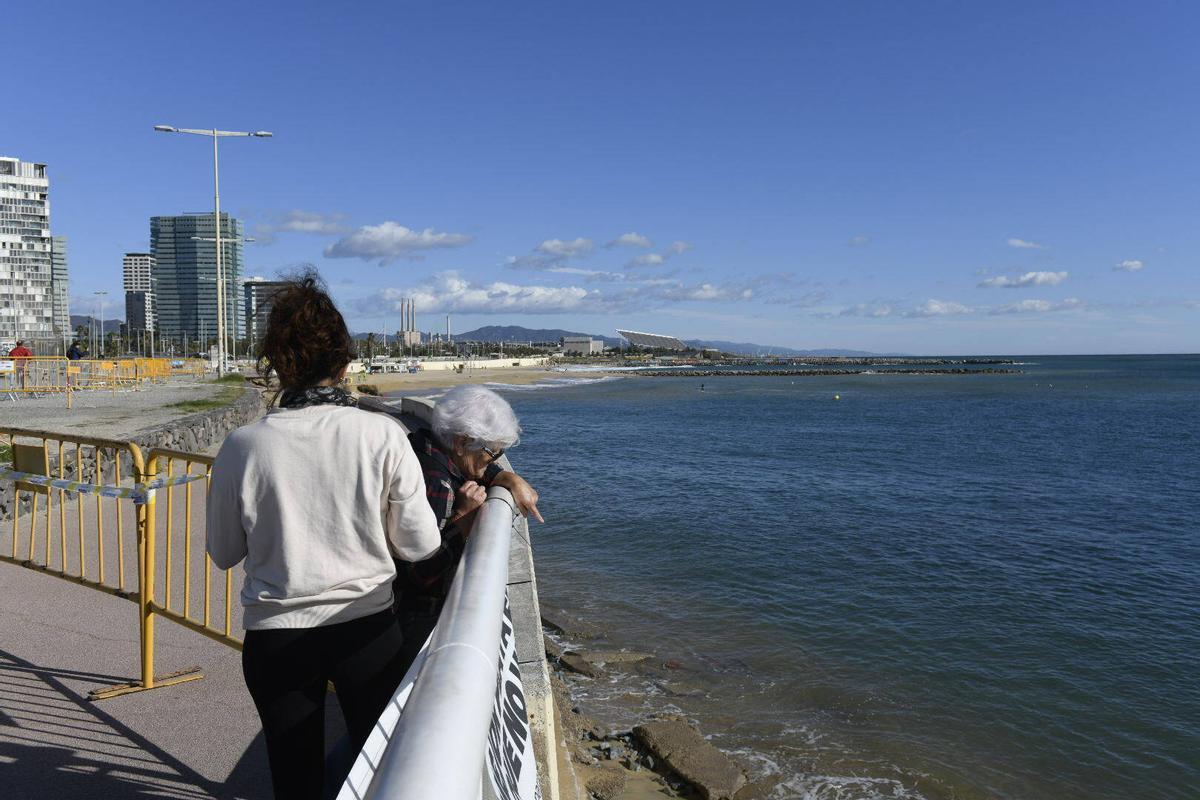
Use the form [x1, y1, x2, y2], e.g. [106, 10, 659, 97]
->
[0, 428, 142, 599]
[0, 357, 73, 404]
[1, 358, 210, 407]
[138, 448, 238, 694]
[0, 428, 212, 698]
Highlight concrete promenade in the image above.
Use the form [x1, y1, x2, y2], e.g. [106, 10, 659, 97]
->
[0, 494, 348, 799]
[0, 396, 561, 800]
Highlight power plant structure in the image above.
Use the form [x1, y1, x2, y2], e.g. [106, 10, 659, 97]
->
[397, 297, 421, 348]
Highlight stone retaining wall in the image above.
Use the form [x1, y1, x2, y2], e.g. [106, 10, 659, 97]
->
[131, 386, 268, 455]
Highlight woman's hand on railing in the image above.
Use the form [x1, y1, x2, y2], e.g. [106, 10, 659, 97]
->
[490, 471, 544, 523]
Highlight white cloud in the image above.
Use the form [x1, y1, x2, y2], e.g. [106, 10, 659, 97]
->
[324, 222, 472, 264]
[848, 234, 871, 247]
[535, 238, 594, 258]
[991, 298, 1083, 314]
[362, 273, 600, 315]
[979, 270, 1068, 288]
[1114, 259, 1144, 272]
[509, 237, 596, 269]
[840, 303, 893, 317]
[627, 240, 692, 268]
[253, 210, 349, 243]
[1007, 238, 1044, 249]
[606, 232, 653, 249]
[357, 272, 762, 317]
[905, 299, 972, 317]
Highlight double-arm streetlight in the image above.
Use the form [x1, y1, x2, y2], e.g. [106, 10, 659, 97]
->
[153, 125, 272, 376]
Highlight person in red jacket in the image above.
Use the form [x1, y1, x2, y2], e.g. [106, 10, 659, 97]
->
[7, 340, 31, 389]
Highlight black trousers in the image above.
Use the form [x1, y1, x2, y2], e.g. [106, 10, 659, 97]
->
[241, 610, 406, 800]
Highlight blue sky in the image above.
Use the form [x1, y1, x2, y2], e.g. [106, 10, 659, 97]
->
[6, 1, 1198, 353]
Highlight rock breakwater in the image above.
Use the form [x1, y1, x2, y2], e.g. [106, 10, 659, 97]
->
[634, 367, 1021, 377]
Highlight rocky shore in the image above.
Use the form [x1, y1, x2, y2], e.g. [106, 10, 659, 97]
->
[543, 612, 778, 800]
[632, 367, 1022, 378]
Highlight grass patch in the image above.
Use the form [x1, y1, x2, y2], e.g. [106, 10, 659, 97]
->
[165, 385, 243, 413]
[211, 374, 248, 385]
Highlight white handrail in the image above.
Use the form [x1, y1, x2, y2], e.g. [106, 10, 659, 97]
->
[362, 486, 517, 799]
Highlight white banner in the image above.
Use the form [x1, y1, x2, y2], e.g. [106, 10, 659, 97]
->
[483, 593, 541, 800]
[337, 590, 539, 800]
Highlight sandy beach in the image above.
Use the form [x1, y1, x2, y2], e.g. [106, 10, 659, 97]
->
[357, 366, 620, 394]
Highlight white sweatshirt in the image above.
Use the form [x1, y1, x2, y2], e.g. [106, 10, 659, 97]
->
[206, 404, 441, 630]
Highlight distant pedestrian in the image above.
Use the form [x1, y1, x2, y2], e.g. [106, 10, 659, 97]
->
[66, 340, 84, 360]
[207, 271, 442, 799]
[8, 340, 31, 389]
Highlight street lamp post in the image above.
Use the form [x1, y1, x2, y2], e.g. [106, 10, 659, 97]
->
[193, 236, 252, 370]
[93, 291, 107, 357]
[154, 125, 272, 376]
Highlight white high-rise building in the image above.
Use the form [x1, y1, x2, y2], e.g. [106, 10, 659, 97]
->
[0, 156, 64, 349]
[123, 253, 156, 333]
[123, 253, 155, 292]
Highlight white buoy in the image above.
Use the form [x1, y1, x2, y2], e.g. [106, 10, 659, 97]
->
[834, 394, 840, 400]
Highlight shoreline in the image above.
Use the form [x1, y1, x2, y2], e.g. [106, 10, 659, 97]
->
[356, 366, 623, 394]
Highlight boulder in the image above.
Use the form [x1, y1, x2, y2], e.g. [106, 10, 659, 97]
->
[633, 720, 746, 800]
[582, 763, 627, 800]
[577, 649, 653, 666]
[559, 651, 605, 679]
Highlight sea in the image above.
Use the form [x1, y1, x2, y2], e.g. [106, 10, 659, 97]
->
[402, 354, 1200, 800]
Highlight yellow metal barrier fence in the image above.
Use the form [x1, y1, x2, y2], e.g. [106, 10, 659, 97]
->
[1, 427, 141, 599]
[0, 358, 210, 405]
[139, 448, 241, 695]
[0, 428, 219, 699]
[170, 358, 209, 377]
[0, 357, 73, 405]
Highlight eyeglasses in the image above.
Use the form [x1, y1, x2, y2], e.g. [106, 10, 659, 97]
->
[482, 446, 504, 464]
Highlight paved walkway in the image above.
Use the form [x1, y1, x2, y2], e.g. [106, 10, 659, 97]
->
[0, 494, 350, 799]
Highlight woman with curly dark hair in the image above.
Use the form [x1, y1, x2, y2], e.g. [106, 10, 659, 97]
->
[206, 270, 440, 799]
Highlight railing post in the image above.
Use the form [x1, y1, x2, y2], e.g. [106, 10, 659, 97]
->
[140, 454, 157, 690]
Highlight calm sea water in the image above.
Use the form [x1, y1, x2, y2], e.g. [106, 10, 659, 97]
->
[427, 355, 1200, 799]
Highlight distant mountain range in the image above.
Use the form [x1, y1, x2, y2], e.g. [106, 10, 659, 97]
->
[70, 314, 123, 335]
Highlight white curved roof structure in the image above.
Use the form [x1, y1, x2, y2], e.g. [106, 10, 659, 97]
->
[616, 329, 687, 350]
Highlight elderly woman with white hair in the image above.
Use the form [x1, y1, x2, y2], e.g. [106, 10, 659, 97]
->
[394, 384, 542, 667]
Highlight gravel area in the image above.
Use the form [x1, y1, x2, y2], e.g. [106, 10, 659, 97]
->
[0, 378, 233, 440]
